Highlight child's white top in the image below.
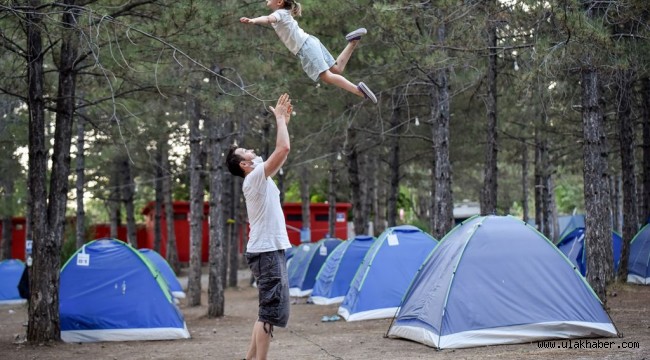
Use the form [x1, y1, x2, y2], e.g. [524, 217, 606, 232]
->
[271, 9, 309, 55]
[242, 162, 291, 253]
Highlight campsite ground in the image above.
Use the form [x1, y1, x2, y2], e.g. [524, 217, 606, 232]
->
[1, 269, 648, 360]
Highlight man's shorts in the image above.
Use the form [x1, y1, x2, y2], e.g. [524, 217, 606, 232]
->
[296, 35, 336, 82]
[245, 250, 290, 328]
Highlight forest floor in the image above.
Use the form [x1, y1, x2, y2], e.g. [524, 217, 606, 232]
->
[0, 269, 648, 360]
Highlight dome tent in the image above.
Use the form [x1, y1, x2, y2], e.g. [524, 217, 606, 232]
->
[287, 238, 343, 297]
[310, 235, 375, 305]
[387, 215, 617, 349]
[628, 223, 650, 285]
[60, 239, 190, 342]
[139, 248, 185, 299]
[556, 227, 622, 276]
[0, 259, 26, 305]
[338, 225, 437, 321]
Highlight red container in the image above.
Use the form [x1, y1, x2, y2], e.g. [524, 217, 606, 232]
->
[88, 224, 148, 248]
[281, 203, 351, 246]
[141, 201, 210, 263]
[0, 217, 27, 260]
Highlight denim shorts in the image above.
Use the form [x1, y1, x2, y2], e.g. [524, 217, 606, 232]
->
[245, 250, 290, 328]
[296, 35, 336, 82]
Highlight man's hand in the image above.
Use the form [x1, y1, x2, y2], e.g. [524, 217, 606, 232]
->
[269, 93, 292, 125]
[240, 17, 254, 24]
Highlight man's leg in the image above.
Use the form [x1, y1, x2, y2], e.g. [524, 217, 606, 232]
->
[245, 321, 258, 360]
[330, 40, 359, 75]
[249, 321, 271, 360]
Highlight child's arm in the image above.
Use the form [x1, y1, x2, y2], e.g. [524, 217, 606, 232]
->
[240, 14, 278, 25]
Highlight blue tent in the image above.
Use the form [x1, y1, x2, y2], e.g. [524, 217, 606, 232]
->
[60, 239, 190, 342]
[387, 215, 617, 349]
[557, 227, 622, 276]
[628, 224, 650, 285]
[0, 259, 26, 305]
[558, 214, 586, 242]
[338, 225, 437, 321]
[310, 235, 375, 305]
[288, 238, 342, 297]
[139, 248, 185, 299]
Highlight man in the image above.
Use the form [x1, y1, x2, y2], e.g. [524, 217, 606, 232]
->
[226, 93, 293, 360]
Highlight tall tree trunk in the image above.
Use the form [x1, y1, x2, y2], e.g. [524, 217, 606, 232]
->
[521, 143, 529, 223]
[480, 6, 499, 215]
[617, 70, 639, 281]
[387, 97, 401, 228]
[1, 185, 12, 259]
[153, 148, 164, 253]
[75, 116, 85, 249]
[228, 175, 240, 287]
[187, 95, 203, 306]
[430, 60, 454, 239]
[534, 127, 543, 233]
[26, 0, 51, 342]
[108, 164, 120, 238]
[207, 116, 225, 317]
[162, 142, 180, 274]
[610, 175, 622, 234]
[362, 154, 373, 231]
[642, 77, 650, 224]
[328, 155, 337, 239]
[548, 176, 559, 242]
[346, 127, 364, 236]
[121, 157, 137, 247]
[300, 166, 311, 241]
[581, 66, 613, 302]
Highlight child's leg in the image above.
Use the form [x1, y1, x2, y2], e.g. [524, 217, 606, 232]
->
[330, 40, 359, 75]
[319, 70, 364, 98]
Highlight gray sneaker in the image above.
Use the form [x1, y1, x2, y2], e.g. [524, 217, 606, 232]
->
[358, 82, 377, 104]
[345, 28, 367, 42]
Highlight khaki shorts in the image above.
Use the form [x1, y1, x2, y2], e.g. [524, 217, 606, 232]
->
[245, 250, 290, 327]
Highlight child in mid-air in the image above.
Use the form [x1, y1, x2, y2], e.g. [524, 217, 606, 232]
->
[240, 0, 378, 104]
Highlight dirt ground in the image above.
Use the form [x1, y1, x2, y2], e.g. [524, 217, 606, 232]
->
[1, 271, 648, 360]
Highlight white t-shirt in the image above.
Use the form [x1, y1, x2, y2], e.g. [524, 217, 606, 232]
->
[271, 9, 309, 55]
[243, 163, 291, 253]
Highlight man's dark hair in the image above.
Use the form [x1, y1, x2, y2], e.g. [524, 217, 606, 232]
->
[226, 145, 245, 178]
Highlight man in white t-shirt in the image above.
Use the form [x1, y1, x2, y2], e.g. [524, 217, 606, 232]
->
[226, 93, 293, 360]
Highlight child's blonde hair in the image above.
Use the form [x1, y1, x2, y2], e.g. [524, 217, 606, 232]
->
[282, 0, 302, 17]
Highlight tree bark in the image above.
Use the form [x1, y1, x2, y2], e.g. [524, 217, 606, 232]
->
[187, 94, 203, 306]
[480, 4, 499, 215]
[300, 166, 311, 241]
[162, 142, 180, 274]
[328, 155, 337, 239]
[430, 58, 454, 239]
[121, 157, 137, 247]
[153, 148, 164, 252]
[617, 70, 639, 281]
[521, 143, 529, 223]
[108, 163, 120, 239]
[75, 116, 85, 249]
[1, 194, 12, 260]
[581, 66, 613, 302]
[346, 127, 365, 236]
[207, 116, 225, 317]
[387, 96, 401, 228]
[642, 77, 650, 224]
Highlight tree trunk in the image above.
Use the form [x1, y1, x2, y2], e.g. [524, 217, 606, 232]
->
[430, 60, 454, 239]
[534, 127, 543, 233]
[121, 157, 137, 247]
[387, 97, 401, 228]
[108, 164, 120, 239]
[617, 70, 639, 281]
[346, 127, 364, 236]
[1, 206, 12, 260]
[362, 154, 373, 232]
[480, 7, 499, 215]
[162, 142, 180, 274]
[26, 0, 51, 341]
[328, 156, 337, 239]
[75, 116, 85, 249]
[581, 66, 613, 302]
[207, 116, 225, 317]
[610, 175, 622, 234]
[642, 77, 650, 224]
[300, 166, 311, 241]
[150, 147, 163, 252]
[29, 0, 80, 342]
[521, 143, 529, 223]
[228, 175, 240, 288]
[187, 95, 203, 306]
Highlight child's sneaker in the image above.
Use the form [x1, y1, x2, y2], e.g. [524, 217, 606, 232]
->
[345, 28, 367, 42]
[358, 82, 377, 104]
